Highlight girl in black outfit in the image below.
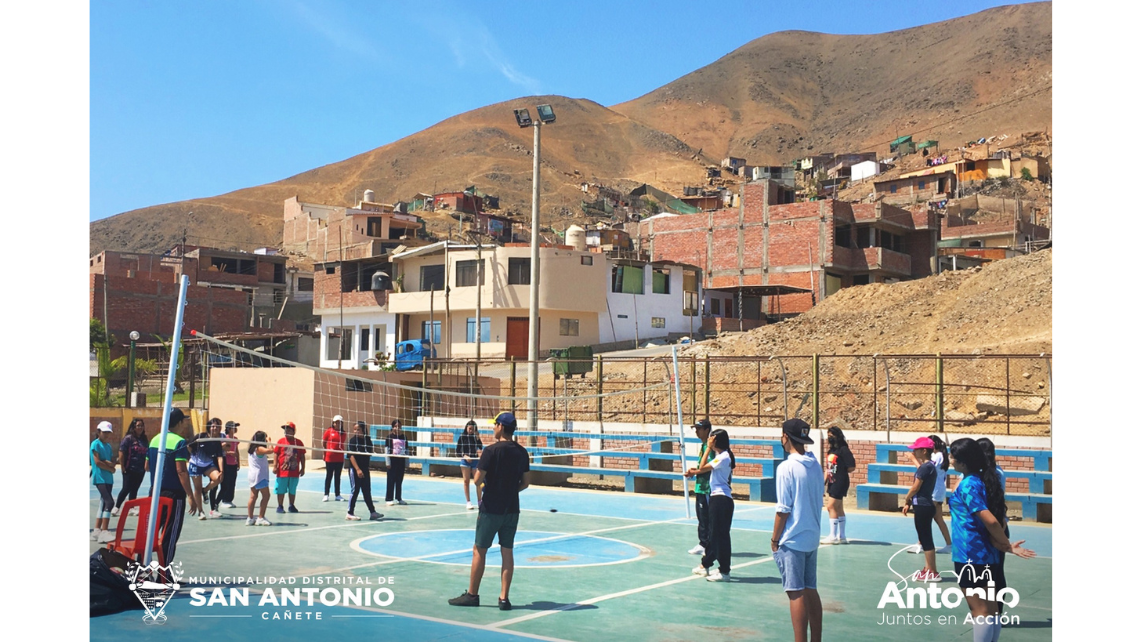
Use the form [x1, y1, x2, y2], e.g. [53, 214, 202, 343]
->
[455, 420, 484, 509]
[385, 420, 408, 505]
[823, 426, 856, 544]
[113, 418, 148, 515]
[346, 421, 383, 521]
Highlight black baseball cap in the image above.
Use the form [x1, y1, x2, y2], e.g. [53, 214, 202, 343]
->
[225, 421, 240, 430]
[168, 408, 186, 426]
[691, 419, 712, 432]
[782, 418, 814, 445]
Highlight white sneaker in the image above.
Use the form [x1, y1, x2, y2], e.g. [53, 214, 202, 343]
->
[210, 510, 222, 518]
[128, 507, 140, 516]
[111, 507, 121, 517]
[369, 512, 384, 520]
[346, 514, 361, 521]
[246, 517, 256, 526]
[466, 502, 475, 510]
[90, 529, 101, 541]
[397, 500, 408, 505]
[255, 517, 272, 526]
[820, 536, 836, 546]
[688, 544, 705, 555]
[323, 495, 330, 502]
[905, 543, 923, 554]
[386, 501, 395, 506]
[706, 570, 729, 582]
[936, 544, 952, 554]
[98, 530, 116, 543]
[335, 495, 345, 501]
[222, 502, 236, 509]
[835, 537, 849, 545]
[692, 565, 708, 577]
[198, 513, 207, 520]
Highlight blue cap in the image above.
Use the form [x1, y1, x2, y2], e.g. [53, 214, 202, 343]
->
[494, 412, 517, 431]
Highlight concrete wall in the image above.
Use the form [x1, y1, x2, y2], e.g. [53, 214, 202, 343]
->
[601, 266, 697, 343]
[90, 273, 250, 340]
[318, 310, 396, 370]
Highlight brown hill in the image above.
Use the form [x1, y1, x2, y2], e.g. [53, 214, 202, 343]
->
[612, 1, 1052, 163]
[90, 2, 1052, 256]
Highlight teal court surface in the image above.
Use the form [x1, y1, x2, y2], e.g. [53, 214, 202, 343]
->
[90, 473, 1052, 641]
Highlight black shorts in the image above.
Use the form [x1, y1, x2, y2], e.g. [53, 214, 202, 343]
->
[826, 478, 850, 499]
[954, 560, 1006, 592]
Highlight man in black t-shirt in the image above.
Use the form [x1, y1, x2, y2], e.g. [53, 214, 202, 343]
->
[448, 412, 530, 611]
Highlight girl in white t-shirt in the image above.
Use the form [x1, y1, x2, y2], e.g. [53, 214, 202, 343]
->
[928, 435, 953, 553]
[684, 429, 736, 581]
[246, 430, 273, 526]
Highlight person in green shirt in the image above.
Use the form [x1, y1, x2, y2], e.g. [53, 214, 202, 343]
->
[688, 420, 714, 556]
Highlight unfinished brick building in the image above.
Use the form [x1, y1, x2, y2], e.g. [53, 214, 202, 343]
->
[637, 180, 939, 318]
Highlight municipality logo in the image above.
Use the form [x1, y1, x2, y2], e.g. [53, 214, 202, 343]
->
[127, 560, 183, 624]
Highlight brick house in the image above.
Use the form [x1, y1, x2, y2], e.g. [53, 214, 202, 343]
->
[637, 180, 939, 317]
[282, 192, 427, 265]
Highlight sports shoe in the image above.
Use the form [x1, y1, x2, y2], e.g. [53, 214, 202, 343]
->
[386, 501, 395, 506]
[98, 530, 116, 543]
[397, 500, 407, 505]
[913, 569, 941, 582]
[198, 512, 208, 520]
[905, 543, 923, 554]
[209, 510, 222, 518]
[128, 506, 140, 516]
[369, 512, 384, 520]
[246, 517, 256, 526]
[255, 517, 272, 526]
[820, 536, 837, 546]
[276, 506, 285, 514]
[222, 502, 236, 509]
[288, 505, 299, 513]
[335, 495, 345, 501]
[111, 506, 121, 517]
[835, 537, 849, 545]
[688, 544, 705, 555]
[498, 598, 512, 611]
[448, 591, 479, 607]
[692, 565, 709, 577]
[936, 544, 952, 554]
[466, 502, 474, 510]
[706, 570, 729, 582]
[323, 495, 330, 502]
[346, 514, 361, 521]
[90, 529, 101, 541]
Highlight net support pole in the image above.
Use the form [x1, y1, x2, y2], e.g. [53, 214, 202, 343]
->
[671, 346, 691, 519]
[143, 274, 189, 566]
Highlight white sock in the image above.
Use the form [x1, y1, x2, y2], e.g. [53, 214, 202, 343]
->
[830, 519, 839, 538]
[838, 516, 847, 539]
[972, 617, 991, 642]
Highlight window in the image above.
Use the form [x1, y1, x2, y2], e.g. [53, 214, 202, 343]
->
[890, 184, 898, 194]
[652, 268, 670, 294]
[466, 317, 491, 343]
[726, 298, 735, 318]
[298, 277, 313, 292]
[651, 317, 666, 329]
[918, 180, 926, 190]
[422, 321, 441, 344]
[325, 266, 336, 275]
[853, 274, 870, 286]
[360, 328, 370, 351]
[508, 258, 530, 285]
[455, 260, 484, 287]
[346, 379, 373, 393]
[611, 265, 644, 294]
[581, 255, 593, 266]
[420, 264, 445, 292]
[710, 298, 720, 315]
[559, 318, 579, 336]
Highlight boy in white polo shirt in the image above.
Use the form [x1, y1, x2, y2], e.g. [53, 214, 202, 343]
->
[772, 418, 824, 642]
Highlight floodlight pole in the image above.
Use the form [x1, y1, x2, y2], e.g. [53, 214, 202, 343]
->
[527, 121, 541, 431]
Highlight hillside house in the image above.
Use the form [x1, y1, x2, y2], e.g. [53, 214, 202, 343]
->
[313, 254, 396, 370]
[638, 180, 939, 316]
[282, 193, 426, 264]
[721, 157, 747, 172]
[751, 165, 797, 187]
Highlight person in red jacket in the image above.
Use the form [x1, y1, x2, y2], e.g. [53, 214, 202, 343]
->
[323, 415, 347, 502]
[274, 422, 306, 514]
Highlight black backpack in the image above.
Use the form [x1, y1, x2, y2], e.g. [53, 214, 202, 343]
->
[89, 548, 143, 617]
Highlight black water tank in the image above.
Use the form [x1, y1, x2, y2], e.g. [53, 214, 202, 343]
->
[371, 272, 388, 291]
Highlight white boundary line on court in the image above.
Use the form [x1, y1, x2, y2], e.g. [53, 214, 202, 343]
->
[348, 528, 653, 569]
[490, 556, 777, 628]
[177, 509, 472, 544]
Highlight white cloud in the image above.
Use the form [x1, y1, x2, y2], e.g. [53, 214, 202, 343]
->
[288, 0, 387, 65]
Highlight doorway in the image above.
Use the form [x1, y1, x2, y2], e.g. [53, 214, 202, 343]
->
[506, 317, 529, 360]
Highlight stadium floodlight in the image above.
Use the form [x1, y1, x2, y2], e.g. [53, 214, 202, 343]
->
[513, 108, 533, 128]
[536, 104, 556, 124]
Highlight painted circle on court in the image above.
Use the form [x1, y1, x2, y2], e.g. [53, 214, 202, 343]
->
[351, 529, 650, 568]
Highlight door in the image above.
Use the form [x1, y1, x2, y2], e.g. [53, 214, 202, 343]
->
[506, 317, 529, 359]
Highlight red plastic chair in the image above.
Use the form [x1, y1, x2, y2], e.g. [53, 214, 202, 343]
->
[107, 496, 174, 567]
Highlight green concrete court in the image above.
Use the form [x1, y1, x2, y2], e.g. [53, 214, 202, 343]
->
[90, 472, 1052, 641]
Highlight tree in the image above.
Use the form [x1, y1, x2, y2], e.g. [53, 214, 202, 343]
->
[1020, 167, 1034, 182]
[90, 318, 113, 350]
[90, 344, 121, 407]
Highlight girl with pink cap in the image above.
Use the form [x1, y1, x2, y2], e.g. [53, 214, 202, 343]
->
[901, 436, 940, 582]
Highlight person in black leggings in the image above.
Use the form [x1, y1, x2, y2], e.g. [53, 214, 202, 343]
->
[210, 421, 241, 508]
[385, 420, 408, 505]
[113, 418, 148, 515]
[346, 421, 383, 521]
[902, 437, 940, 582]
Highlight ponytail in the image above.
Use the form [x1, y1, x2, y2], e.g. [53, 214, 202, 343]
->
[928, 434, 949, 471]
[950, 438, 1007, 522]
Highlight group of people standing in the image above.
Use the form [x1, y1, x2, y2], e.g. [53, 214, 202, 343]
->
[320, 416, 411, 520]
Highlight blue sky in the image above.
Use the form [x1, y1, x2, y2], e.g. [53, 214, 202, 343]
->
[90, 0, 1039, 222]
